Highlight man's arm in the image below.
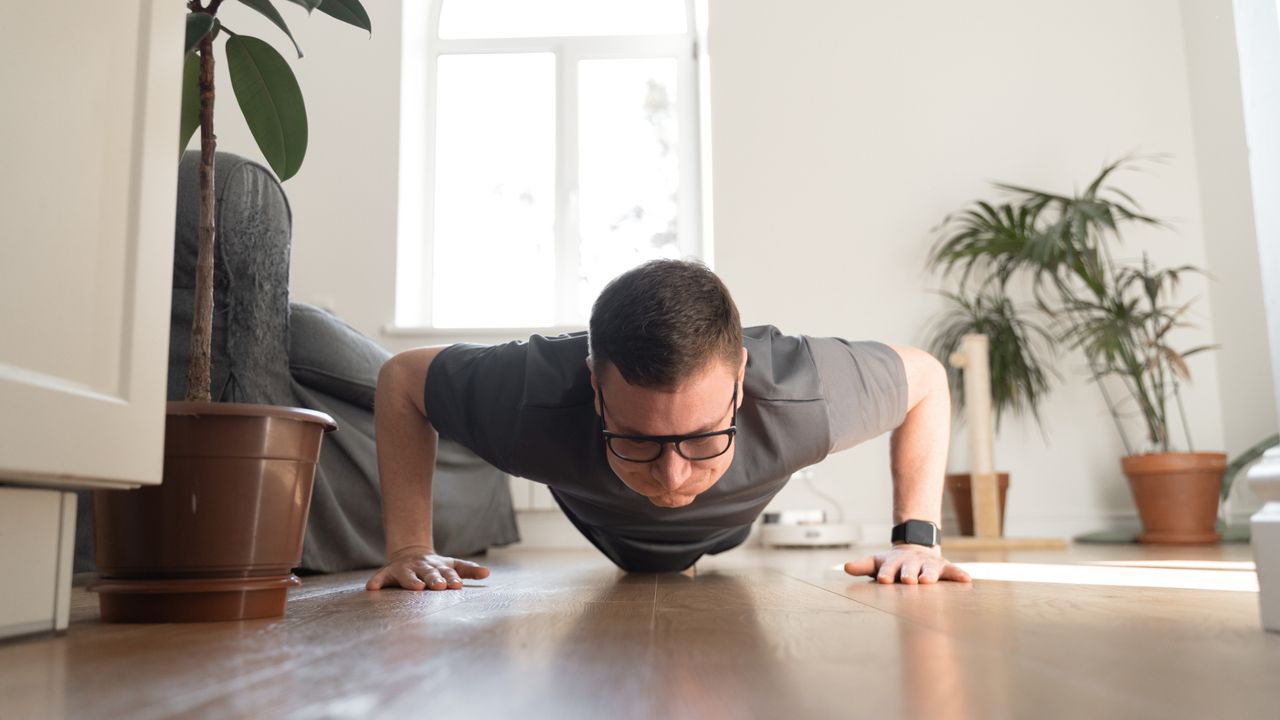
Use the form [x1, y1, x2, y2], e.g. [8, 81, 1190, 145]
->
[365, 346, 490, 591]
[844, 344, 971, 584]
[887, 344, 948, 528]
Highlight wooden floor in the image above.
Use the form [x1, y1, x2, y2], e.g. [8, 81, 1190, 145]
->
[2, 542, 1278, 719]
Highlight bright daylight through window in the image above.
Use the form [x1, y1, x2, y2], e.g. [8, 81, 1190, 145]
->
[397, 0, 704, 329]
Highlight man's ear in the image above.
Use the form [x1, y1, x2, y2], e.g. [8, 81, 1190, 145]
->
[737, 346, 749, 406]
[586, 356, 601, 415]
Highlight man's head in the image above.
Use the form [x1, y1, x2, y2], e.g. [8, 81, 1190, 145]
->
[587, 260, 747, 508]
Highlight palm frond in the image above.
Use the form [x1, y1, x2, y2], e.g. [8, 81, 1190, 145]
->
[925, 157, 1216, 451]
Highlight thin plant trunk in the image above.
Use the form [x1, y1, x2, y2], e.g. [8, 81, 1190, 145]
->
[185, 28, 218, 402]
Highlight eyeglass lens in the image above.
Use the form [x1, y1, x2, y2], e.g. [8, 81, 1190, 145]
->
[608, 433, 732, 462]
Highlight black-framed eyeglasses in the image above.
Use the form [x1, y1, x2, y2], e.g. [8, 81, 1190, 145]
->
[599, 384, 738, 463]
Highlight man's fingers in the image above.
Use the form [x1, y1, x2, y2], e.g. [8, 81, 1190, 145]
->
[843, 557, 878, 577]
[876, 558, 903, 584]
[396, 567, 427, 591]
[367, 555, 494, 592]
[940, 563, 973, 583]
[844, 551, 965, 586]
[454, 560, 490, 580]
[918, 562, 941, 584]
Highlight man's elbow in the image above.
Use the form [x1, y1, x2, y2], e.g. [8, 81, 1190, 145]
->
[890, 344, 949, 413]
[377, 346, 450, 419]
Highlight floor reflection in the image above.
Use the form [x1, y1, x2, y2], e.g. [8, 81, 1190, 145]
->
[959, 562, 1259, 591]
[894, 582, 988, 720]
[0, 635, 68, 719]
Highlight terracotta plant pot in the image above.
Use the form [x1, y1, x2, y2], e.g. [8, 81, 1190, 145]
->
[90, 401, 336, 622]
[945, 473, 1009, 536]
[1121, 451, 1226, 544]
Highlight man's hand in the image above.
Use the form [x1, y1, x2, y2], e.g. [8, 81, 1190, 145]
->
[843, 544, 971, 584]
[366, 545, 490, 591]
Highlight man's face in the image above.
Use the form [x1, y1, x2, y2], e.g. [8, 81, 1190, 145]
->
[590, 354, 746, 509]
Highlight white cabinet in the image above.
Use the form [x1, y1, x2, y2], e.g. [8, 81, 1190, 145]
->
[0, 0, 185, 638]
[0, 0, 182, 491]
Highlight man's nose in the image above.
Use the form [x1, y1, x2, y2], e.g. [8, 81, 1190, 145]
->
[651, 443, 693, 490]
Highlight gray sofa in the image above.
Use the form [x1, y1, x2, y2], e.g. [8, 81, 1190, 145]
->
[75, 151, 518, 573]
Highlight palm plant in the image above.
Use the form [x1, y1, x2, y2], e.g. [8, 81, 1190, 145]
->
[925, 290, 1056, 432]
[1060, 258, 1214, 452]
[928, 158, 1214, 453]
[180, 0, 370, 402]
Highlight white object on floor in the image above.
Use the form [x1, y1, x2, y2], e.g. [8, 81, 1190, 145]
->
[0, 487, 76, 640]
[761, 522, 858, 548]
[1249, 447, 1280, 632]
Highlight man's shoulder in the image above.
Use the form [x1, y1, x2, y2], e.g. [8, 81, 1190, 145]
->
[520, 331, 593, 408]
[742, 325, 824, 402]
[445, 331, 592, 409]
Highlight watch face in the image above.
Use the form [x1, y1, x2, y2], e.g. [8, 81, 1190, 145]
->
[905, 521, 936, 547]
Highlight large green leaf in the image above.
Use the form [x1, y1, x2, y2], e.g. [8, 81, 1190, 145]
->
[317, 0, 371, 33]
[238, 0, 304, 58]
[1224, 435, 1280, 500]
[179, 52, 201, 156]
[226, 35, 308, 181]
[185, 13, 216, 54]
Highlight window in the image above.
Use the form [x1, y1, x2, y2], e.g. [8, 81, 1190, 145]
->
[397, 0, 706, 330]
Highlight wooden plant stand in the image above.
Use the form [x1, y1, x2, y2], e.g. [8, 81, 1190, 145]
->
[946, 334, 1066, 552]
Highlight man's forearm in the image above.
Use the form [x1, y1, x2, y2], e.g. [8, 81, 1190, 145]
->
[888, 358, 951, 528]
[374, 353, 439, 556]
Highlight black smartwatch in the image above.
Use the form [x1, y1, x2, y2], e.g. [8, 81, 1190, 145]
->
[891, 519, 940, 547]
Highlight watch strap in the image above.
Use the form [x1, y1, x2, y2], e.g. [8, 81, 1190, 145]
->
[891, 519, 940, 547]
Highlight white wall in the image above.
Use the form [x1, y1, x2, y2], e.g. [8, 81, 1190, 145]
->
[707, 0, 1234, 539]
[200, 0, 1271, 543]
[1180, 0, 1276, 519]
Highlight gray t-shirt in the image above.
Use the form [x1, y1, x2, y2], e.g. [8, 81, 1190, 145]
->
[424, 325, 907, 572]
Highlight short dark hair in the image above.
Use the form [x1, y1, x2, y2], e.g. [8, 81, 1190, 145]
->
[588, 259, 743, 388]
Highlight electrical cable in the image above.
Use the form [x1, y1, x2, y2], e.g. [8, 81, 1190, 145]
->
[799, 469, 844, 524]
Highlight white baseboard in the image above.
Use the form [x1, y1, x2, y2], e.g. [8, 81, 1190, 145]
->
[512, 509, 1149, 551]
[513, 510, 593, 550]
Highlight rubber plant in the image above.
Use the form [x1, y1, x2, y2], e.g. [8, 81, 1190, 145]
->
[180, 0, 370, 402]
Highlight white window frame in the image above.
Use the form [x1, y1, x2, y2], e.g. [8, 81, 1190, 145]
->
[394, 0, 705, 334]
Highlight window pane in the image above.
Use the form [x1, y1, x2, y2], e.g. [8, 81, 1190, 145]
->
[432, 54, 556, 328]
[440, 0, 686, 39]
[577, 58, 681, 319]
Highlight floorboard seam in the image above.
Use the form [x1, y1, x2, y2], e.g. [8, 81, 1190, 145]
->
[773, 569, 908, 618]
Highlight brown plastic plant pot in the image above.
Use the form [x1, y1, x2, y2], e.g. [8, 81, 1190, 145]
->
[88, 575, 301, 623]
[1122, 451, 1226, 544]
[93, 401, 337, 580]
[945, 473, 1009, 537]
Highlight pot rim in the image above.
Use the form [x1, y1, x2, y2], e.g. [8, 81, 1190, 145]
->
[89, 574, 301, 594]
[1121, 450, 1227, 476]
[1121, 451, 1227, 460]
[166, 401, 337, 432]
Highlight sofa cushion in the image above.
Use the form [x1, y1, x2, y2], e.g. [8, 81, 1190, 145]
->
[289, 302, 390, 409]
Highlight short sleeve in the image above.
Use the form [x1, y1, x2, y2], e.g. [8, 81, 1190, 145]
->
[423, 341, 528, 474]
[807, 338, 909, 453]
